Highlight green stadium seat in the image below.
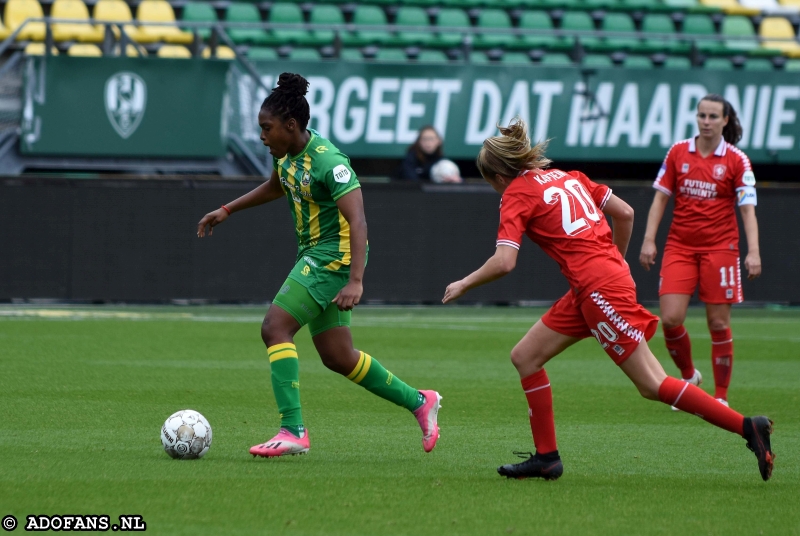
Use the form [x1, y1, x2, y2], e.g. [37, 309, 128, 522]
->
[582, 0, 618, 11]
[583, 53, 614, 66]
[474, 8, 516, 49]
[620, 0, 665, 11]
[719, 15, 758, 54]
[441, 0, 486, 8]
[682, 14, 722, 53]
[288, 47, 321, 61]
[416, 49, 449, 62]
[247, 47, 278, 60]
[704, 56, 733, 68]
[662, 0, 700, 9]
[269, 3, 310, 46]
[742, 57, 773, 69]
[593, 13, 639, 52]
[502, 51, 531, 63]
[340, 48, 364, 61]
[181, 2, 216, 40]
[391, 7, 433, 46]
[641, 14, 688, 54]
[785, 58, 800, 70]
[431, 8, 470, 49]
[515, 10, 571, 51]
[623, 55, 653, 68]
[561, 12, 598, 50]
[373, 47, 408, 61]
[540, 52, 573, 65]
[663, 55, 692, 68]
[225, 3, 269, 46]
[469, 50, 490, 63]
[342, 5, 389, 46]
[308, 5, 346, 47]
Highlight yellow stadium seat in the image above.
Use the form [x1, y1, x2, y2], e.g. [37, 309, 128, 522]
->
[760, 17, 800, 57]
[67, 42, 102, 55]
[51, 0, 104, 42]
[778, 0, 800, 6]
[699, 0, 760, 14]
[93, 0, 144, 43]
[137, 0, 193, 44]
[4, 0, 46, 41]
[156, 44, 192, 58]
[122, 43, 148, 56]
[24, 42, 58, 54]
[202, 45, 236, 59]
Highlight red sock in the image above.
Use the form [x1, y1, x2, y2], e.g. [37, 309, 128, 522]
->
[711, 328, 733, 400]
[521, 370, 557, 455]
[663, 325, 695, 379]
[658, 377, 744, 435]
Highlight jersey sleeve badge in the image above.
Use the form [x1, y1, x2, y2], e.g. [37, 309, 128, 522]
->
[333, 164, 352, 184]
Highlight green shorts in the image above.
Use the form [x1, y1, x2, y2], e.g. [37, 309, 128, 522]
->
[271, 254, 352, 337]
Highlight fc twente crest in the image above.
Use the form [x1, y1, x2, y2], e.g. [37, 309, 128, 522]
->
[104, 72, 147, 139]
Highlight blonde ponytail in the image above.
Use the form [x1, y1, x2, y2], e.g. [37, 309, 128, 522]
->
[476, 118, 551, 181]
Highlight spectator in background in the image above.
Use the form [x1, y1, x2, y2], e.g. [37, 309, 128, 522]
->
[399, 126, 462, 183]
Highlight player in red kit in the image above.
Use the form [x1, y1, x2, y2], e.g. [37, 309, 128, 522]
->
[639, 94, 761, 408]
[443, 118, 774, 481]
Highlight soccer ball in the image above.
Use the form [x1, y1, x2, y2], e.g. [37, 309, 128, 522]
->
[430, 159, 462, 183]
[160, 409, 212, 459]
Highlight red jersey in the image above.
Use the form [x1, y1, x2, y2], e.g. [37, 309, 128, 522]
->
[653, 137, 757, 252]
[496, 168, 631, 302]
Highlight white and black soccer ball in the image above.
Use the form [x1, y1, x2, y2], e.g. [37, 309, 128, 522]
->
[160, 409, 212, 459]
[430, 159, 462, 184]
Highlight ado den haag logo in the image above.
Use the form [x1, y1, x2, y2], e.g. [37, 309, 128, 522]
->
[104, 72, 147, 139]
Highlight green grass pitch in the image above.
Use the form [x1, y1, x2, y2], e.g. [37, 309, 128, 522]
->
[1, 305, 797, 535]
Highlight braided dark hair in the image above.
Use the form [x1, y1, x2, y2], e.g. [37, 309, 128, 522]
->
[699, 94, 742, 146]
[261, 73, 310, 129]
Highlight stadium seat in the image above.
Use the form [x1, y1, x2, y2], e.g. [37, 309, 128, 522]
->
[343, 5, 389, 46]
[561, 11, 599, 50]
[663, 55, 692, 68]
[742, 57, 775, 68]
[720, 15, 759, 53]
[682, 14, 723, 53]
[473, 9, 516, 49]
[247, 46, 277, 60]
[642, 14, 688, 54]
[93, 0, 141, 43]
[704, 56, 733, 67]
[24, 42, 58, 54]
[785, 58, 800, 69]
[225, 3, 268, 46]
[778, 0, 800, 6]
[202, 45, 236, 59]
[431, 8, 469, 48]
[392, 7, 433, 46]
[501, 51, 531, 63]
[51, 0, 104, 42]
[623, 55, 653, 67]
[469, 50, 490, 63]
[699, 0, 760, 14]
[137, 0, 194, 44]
[738, 0, 792, 11]
[416, 49, 449, 62]
[760, 17, 800, 57]
[594, 13, 639, 52]
[662, 0, 701, 9]
[516, 10, 571, 51]
[340, 48, 363, 60]
[181, 2, 217, 40]
[540, 52, 573, 65]
[4, 0, 46, 41]
[287, 47, 321, 60]
[269, 3, 311, 46]
[308, 5, 345, 47]
[156, 44, 192, 57]
[116, 43, 147, 56]
[373, 47, 407, 61]
[583, 53, 614, 66]
[67, 42, 102, 55]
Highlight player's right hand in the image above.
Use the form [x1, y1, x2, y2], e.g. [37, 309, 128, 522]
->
[197, 208, 229, 237]
[639, 240, 657, 271]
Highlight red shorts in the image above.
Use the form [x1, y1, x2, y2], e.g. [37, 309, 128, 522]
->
[541, 277, 659, 365]
[659, 246, 743, 304]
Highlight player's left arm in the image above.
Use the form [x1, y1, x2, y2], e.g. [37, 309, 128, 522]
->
[739, 204, 761, 279]
[442, 246, 518, 304]
[602, 194, 635, 258]
[332, 189, 367, 310]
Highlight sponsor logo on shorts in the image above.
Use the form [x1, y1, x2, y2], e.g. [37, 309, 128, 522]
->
[613, 345, 625, 356]
[303, 256, 319, 267]
[300, 303, 313, 315]
[280, 285, 291, 294]
[590, 292, 644, 343]
[301, 265, 311, 276]
[726, 289, 733, 299]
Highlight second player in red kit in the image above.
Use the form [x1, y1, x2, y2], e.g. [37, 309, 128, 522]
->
[443, 118, 773, 482]
[640, 94, 761, 408]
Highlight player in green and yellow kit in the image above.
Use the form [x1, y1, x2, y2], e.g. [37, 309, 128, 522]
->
[197, 73, 442, 458]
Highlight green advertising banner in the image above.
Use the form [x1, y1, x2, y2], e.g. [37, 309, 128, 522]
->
[21, 57, 229, 158]
[229, 61, 800, 164]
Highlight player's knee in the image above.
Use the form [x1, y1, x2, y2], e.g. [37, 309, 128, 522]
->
[260, 317, 286, 347]
[637, 384, 661, 401]
[707, 318, 729, 331]
[510, 346, 541, 373]
[660, 315, 685, 330]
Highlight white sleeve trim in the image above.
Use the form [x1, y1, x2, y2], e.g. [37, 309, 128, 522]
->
[653, 183, 672, 196]
[496, 240, 520, 250]
[599, 188, 613, 209]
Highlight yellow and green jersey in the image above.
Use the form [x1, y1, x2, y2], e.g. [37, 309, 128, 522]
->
[273, 129, 361, 270]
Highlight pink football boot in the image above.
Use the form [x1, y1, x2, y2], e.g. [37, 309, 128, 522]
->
[413, 390, 442, 453]
[250, 428, 310, 458]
